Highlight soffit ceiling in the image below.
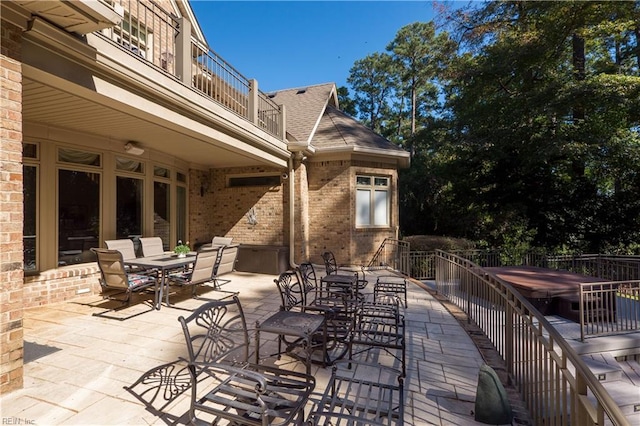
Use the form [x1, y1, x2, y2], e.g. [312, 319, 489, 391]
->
[15, 0, 122, 34]
[23, 79, 266, 168]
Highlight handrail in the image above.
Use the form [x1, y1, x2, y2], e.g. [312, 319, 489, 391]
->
[368, 238, 410, 275]
[96, 0, 283, 139]
[435, 250, 630, 426]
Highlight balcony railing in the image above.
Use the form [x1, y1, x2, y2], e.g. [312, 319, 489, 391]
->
[435, 250, 630, 426]
[96, 0, 283, 139]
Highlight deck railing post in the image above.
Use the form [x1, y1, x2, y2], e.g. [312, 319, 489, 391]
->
[248, 79, 258, 125]
[175, 17, 191, 85]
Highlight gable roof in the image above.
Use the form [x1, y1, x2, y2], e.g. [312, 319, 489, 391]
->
[270, 82, 410, 168]
[268, 83, 337, 145]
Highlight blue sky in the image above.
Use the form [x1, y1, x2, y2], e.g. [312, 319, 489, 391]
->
[190, 1, 437, 93]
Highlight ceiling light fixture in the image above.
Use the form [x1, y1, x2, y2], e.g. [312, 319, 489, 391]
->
[124, 141, 144, 156]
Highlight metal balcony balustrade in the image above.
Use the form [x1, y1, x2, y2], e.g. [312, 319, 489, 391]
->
[96, 0, 283, 139]
[435, 250, 630, 426]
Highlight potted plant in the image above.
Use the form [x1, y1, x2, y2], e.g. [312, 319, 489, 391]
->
[174, 240, 190, 258]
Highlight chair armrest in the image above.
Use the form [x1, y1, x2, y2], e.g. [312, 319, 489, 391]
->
[191, 361, 269, 393]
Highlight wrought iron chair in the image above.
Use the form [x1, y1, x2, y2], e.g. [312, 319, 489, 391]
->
[179, 296, 315, 426]
[306, 360, 404, 425]
[349, 296, 406, 377]
[374, 275, 408, 308]
[255, 271, 328, 373]
[139, 236, 165, 257]
[91, 248, 159, 319]
[297, 262, 357, 365]
[321, 251, 369, 298]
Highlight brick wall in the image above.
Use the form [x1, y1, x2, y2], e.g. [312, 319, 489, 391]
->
[208, 166, 286, 245]
[0, 19, 24, 395]
[23, 267, 101, 308]
[307, 160, 352, 264]
[306, 160, 398, 266]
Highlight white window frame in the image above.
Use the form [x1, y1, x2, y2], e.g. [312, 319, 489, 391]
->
[355, 175, 390, 228]
[104, 11, 152, 59]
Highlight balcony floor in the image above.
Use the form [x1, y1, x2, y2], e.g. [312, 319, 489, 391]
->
[2, 269, 528, 425]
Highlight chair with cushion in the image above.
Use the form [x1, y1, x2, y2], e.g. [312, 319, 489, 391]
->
[105, 239, 143, 273]
[178, 296, 315, 425]
[211, 244, 238, 288]
[105, 239, 137, 261]
[166, 247, 219, 305]
[91, 248, 159, 319]
[139, 237, 165, 257]
[211, 236, 233, 246]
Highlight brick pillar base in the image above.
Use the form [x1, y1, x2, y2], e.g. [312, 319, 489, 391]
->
[1, 19, 25, 395]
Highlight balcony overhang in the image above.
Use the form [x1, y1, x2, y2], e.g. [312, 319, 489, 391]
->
[16, 0, 123, 34]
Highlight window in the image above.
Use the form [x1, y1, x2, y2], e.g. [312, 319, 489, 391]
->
[116, 176, 143, 239]
[227, 174, 281, 188]
[58, 169, 100, 266]
[114, 13, 150, 58]
[23, 165, 37, 272]
[154, 181, 170, 251]
[176, 185, 187, 243]
[356, 175, 390, 227]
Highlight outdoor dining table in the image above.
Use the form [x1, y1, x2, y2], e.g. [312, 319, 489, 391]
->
[124, 252, 196, 309]
[320, 273, 358, 297]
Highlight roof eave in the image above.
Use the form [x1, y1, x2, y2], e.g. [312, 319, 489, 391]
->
[314, 146, 411, 168]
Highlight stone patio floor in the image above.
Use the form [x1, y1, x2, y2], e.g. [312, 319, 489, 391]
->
[1, 268, 523, 425]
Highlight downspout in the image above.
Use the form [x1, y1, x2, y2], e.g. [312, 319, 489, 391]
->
[288, 155, 297, 268]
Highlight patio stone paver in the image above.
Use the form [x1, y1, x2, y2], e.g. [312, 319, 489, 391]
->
[1, 269, 524, 425]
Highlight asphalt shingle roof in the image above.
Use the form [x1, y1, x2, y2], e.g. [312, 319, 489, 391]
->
[268, 83, 336, 144]
[314, 105, 406, 152]
[270, 82, 407, 160]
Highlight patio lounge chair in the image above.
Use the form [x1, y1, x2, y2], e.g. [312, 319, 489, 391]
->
[91, 248, 158, 319]
[179, 296, 315, 425]
[306, 360, 404, 425]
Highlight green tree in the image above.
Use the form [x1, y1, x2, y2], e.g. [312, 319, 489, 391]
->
[437, 0, 640, 251]
[346, 52, 395, 134]
[336, 86, 356, 117]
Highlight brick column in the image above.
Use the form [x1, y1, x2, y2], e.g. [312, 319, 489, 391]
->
[0, 19, 24, 395]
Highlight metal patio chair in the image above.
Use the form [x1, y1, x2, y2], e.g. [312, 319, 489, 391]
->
[349, 296, 406, 377]
[255, 271, 329, 373]
[139, 236, 165, 257]
[307, 360, 404, 425]
[297, 262, 358, 365]
[166, 246, 219, 305]
[178, 296, 315, 426]
[91, 248, 159, 319]
[321, 251, 369, 298]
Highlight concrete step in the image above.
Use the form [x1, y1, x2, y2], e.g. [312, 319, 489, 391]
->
[600, 380, 640, 416]
[617, 359, 640, 387]
[581, 353, 624, 382]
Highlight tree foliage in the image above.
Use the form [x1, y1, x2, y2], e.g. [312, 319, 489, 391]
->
[347, 1, 640, 253]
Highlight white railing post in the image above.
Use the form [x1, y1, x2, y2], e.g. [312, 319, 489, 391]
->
[175, 17, 191, 85]
[248, 79, 258, 124]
